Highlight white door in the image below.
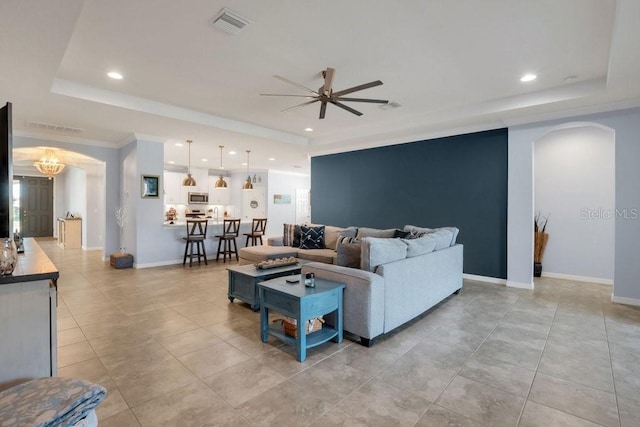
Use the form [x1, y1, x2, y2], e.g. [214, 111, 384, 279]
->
[295, 188, 310, 224]
[242, 188, 266, 220]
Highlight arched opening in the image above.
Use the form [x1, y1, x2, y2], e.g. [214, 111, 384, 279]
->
[12, 147, 106, 250]
[532, 123, 615, 284]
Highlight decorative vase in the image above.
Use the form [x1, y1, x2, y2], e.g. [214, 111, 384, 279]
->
[534, 262, 542, 277]
[0, 237, 18, 276]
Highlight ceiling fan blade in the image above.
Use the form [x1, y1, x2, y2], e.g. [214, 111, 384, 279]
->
[281, 99, 319, 113]
[319, 101, 328, 119]
[322, 67, 335, 97]
[260, 94, 317, 98]
[273, 75, 319, 96]
[330, 100, 363, 116]
[333, 80, 383, 97]
[336, 97, 389, 104]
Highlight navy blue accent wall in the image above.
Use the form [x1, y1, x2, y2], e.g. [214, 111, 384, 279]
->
[311, 128, 508, 279]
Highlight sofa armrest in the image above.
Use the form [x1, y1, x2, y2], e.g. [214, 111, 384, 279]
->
[301, 262, 384, 340]
[268, 236, 284, 246]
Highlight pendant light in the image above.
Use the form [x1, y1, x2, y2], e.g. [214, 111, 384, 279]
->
[182, 139, 196, 186]
[242, 150, 253, 190]
[214, 145, 228, 188]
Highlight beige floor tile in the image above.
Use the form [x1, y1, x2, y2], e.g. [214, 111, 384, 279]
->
[415, 404, 485, 427]
[460, 353, 536, 397]
[336, 378, 430, 426]
[132, 381, 244, 426]
[57, 327, 87, 347]
[309, 407, 369, 426]
[436, 376, 525, 427]
[99, 409, 141, 427]
[239, 380, 333, 427]
[100, 340, 173, 379]
[113, 358, 199, 407]
[529, 373, 619, 427]
[57, 315, 79, 331]
[203, 359, 286, 407]
[156, 327, 223, 357]
[57, 357, 110, 384]
[95, 379, 130, 420]
[519, 401, 603, 427]
[57, 341, 98, 368]
[178, 341, 251, 379]
[378, 356, 456, 403]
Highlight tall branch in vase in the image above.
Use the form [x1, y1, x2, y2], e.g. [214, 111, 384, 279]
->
[115, 206, 128, 253]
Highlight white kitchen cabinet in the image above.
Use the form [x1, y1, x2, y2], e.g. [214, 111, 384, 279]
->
[164, 171, 182, 205]
[208, 175, 231, 205]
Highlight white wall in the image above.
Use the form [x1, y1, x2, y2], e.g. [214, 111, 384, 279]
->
[266, 170, 310, 238]
[85, 164, 105, 249]
[534, 126, 615, 281]
[64, 166, 87, 246]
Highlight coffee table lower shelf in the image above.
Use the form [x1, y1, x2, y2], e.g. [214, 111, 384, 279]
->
[264, 322, 341, 349]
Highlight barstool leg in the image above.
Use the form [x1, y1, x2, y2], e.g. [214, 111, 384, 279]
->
[233, 238, 239, 261]
[183, 240, 189, 266]
[201, 241, 208, 265]
[216, 238, 222, 261]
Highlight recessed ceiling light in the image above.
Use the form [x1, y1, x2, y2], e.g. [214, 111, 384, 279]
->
[241, 162, 247, 166]
[269, 157, 275, 161]
[175, 143, 183, 147]
[229, 151, 236, 155]
[168, 161, 175, 164]
[201, 158, 208, 162]
[107, 71, 123, 80]
[293, 165, 302, 168]
[520, 73, 537, 82]
[304, 128, 313, 132]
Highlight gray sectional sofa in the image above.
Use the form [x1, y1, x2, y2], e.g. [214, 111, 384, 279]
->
[239, 224, 463, 346]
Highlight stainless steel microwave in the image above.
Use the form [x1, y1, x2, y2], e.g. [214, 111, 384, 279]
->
[188, 192, 209, 204]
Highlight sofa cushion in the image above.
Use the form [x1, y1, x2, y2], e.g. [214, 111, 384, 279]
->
[324, 226, 357, 250]
[299, 225, 325, 249]
[238, 245, 299, 263]
[430, 229, 454, 250]
[336, 241, 361, 268]
[337, 235, 359, 245]
[283, 223, 303, 247]
[403, 234, 437, 257]
[357, 227, 397, 239]
[360, 237, 408, 272]
[404, 225, 459, 246]
[297, 248, 336, 264]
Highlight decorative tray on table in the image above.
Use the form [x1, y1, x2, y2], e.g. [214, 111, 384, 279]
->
[254, 257, 298, 270]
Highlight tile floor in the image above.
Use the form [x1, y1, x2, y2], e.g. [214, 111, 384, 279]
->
[42, 238, 640, 426]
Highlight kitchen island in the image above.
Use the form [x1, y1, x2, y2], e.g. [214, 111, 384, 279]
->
[0, 238, 59, 390]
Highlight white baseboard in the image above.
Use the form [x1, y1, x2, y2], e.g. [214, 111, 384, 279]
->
[134, 259, 183, 269]
[463, 274, 507, 285]
[612, 295, 640, 307]
[541, 271, 613, 285]
[506, 280, 534, 290]
[83, 246, 103, 251]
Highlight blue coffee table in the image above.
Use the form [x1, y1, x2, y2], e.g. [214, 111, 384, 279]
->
[258, 276, 345, 362]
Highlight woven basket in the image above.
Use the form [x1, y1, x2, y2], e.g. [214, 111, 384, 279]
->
[282, 317, 323, 337]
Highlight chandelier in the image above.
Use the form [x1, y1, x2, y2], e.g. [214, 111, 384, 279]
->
[33, 149, 66, 179]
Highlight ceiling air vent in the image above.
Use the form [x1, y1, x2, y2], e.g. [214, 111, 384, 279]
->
[209, 8, 251, 35]
[26, 120, 83, 133]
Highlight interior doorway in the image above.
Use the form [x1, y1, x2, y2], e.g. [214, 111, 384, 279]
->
[13, 176, 54, 237]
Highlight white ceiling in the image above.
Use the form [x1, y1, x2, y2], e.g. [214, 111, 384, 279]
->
[2, 0, 639, 174]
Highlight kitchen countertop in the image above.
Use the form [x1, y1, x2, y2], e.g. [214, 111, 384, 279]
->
[163, 218, 252, 227]
[0, 238, 59, 287]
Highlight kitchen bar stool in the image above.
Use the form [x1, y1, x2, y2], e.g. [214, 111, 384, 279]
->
[215, 218, 241, 263]
[183, 219, 208, 266]
[243, 218, 267, 246]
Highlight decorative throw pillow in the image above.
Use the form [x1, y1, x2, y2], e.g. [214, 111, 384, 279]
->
[336, 240, 361, 268]
[403, 234, 437, 257]
[299, 225, 325, 249]
[393, 229, 411, 239]
[337, 235, 359, 245]
[283, 224, 303, 247]
[360, 237, 408, 272]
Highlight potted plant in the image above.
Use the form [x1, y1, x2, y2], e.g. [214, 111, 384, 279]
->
[534, 213, 549, 277]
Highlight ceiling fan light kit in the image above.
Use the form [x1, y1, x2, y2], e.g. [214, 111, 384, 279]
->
[261, 67, 388, 119]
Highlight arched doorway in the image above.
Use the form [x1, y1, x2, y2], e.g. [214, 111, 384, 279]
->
[533, 123, 615, 283]
[12, 147, 106, 250]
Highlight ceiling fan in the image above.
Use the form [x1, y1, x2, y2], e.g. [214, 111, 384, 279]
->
[261, 67, 389, 119]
